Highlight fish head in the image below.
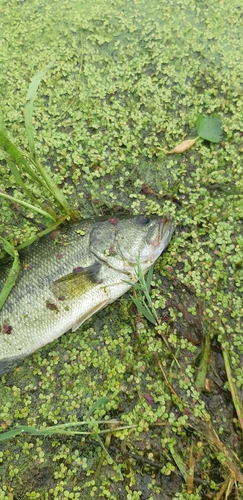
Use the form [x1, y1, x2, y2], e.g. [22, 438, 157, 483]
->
[90, 215, 174, 274]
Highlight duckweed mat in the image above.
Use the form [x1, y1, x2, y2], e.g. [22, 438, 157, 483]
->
[0, 0, 243, 498]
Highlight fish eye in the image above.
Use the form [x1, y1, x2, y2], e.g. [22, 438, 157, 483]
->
[135, 215, 150, 226]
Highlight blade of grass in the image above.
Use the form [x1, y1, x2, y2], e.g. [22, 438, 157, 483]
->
[4, 158, 58, 218]
[25, 60, 55, 159]
[0, 130, 46, 186]
[0, 130, 70, 215]
[85, 397, 109, 419]
[0, 237, 20, 310]
[24, 63, 71, 213]
[168, 442, 188, 482]
[130, 296, 157, 325]
[159, 361, 243, 483]
[222, 346, 243, 432]
[0, 421, 137, 441]
[146, 263, 154, 293]
[0, 428, 23, 441]
[0, 118, 24, 206]
[30, 156, 71, 213]
[0, 109, 6, 133]
[123, 258, 159, 325]
[135, 257, 159, 323]
[0, 192, 56, 221]
[194, 326, 211, 392]
[0, 110, 35, 193]
[16, 216, 69, 250]
[95, 433, 123, 480]
[0, 131, 59, 215]
[0, 118, 58, 213]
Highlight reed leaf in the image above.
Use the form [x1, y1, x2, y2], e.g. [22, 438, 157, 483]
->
[0, 238, 20, 310]
[0, 192, 56, 221]
[25, 60, 55, 159]
[130, 296, 157, 325]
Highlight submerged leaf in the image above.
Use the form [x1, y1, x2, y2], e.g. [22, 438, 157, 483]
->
[196, 115, 222, 143]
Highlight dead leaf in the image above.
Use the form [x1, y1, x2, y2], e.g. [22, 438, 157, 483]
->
[158, 137, 199, 154]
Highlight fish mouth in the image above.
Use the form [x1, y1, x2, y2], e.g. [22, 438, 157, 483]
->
[149, 219, 175, 250]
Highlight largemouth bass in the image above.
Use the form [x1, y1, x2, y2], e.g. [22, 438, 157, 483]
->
[0, 215, 174, 375]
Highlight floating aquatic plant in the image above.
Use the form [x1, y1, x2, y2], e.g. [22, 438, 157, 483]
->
[159, 114, 223, 154]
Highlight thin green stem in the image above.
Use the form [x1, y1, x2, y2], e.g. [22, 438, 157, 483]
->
[222, 347, 243, 433]
[0, 238, 20, 310]
[195, 326, 211, 392]
[0, 192, 56, 220]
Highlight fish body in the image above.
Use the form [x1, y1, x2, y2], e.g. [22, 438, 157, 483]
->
[0, 215, 174, 374]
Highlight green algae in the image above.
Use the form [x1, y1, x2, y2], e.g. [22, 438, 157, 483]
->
[0, 0, 243, 498]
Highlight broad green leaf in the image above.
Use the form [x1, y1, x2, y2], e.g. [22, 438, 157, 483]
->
[196, 115, 222, 143]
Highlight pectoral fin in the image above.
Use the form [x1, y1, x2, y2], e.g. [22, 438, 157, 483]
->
[71, 299, 109, 331]
[51, 261, 102, 300]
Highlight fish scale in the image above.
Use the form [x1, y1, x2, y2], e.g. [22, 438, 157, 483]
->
[0, 215, 174, 375]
